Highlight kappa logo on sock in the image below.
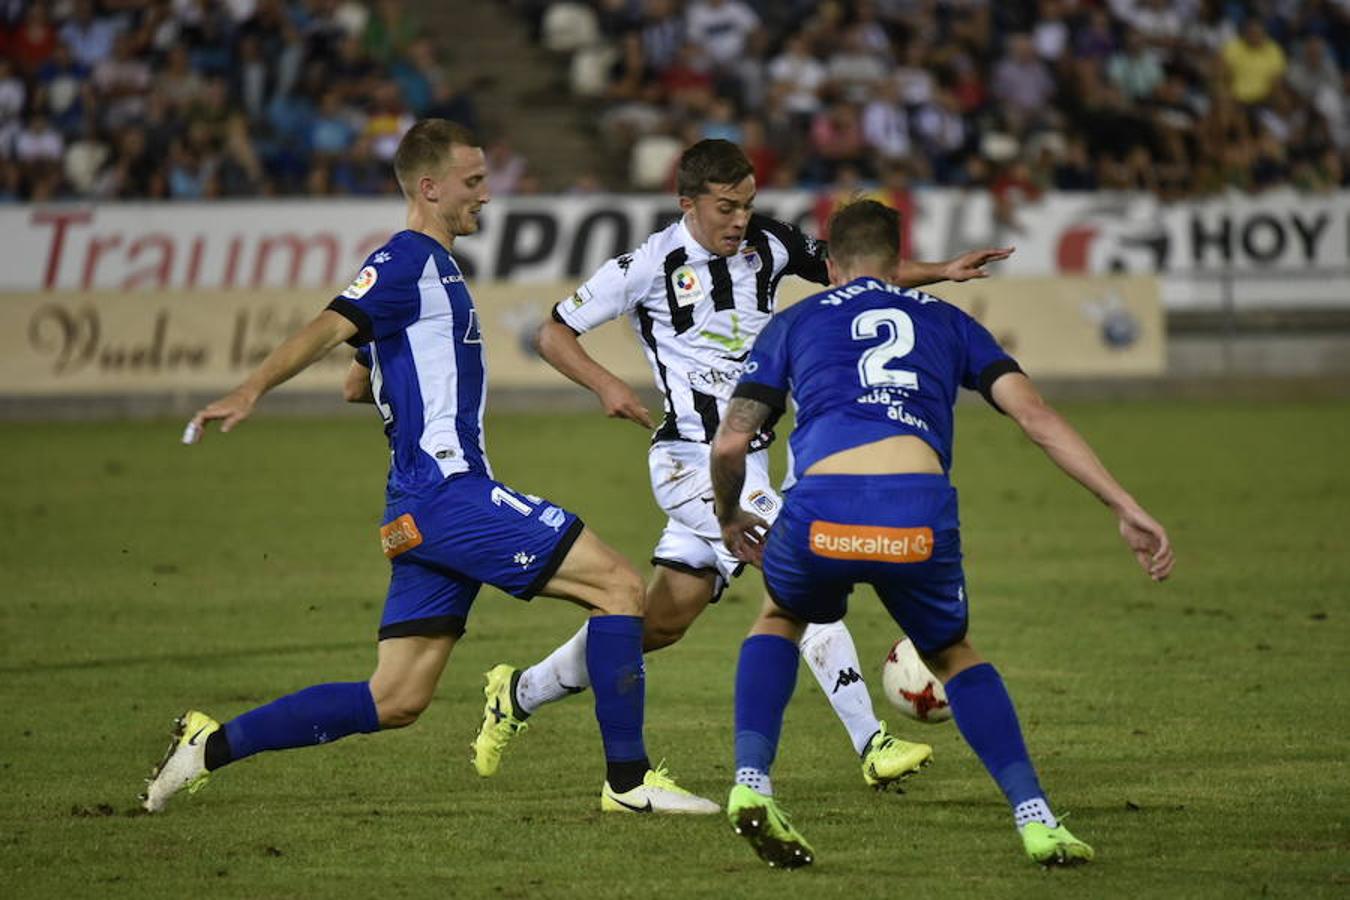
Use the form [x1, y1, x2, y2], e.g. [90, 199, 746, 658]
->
[831, 667, 863, 694]
[379, 514, 423, 558]
[809, 521, 933, 563]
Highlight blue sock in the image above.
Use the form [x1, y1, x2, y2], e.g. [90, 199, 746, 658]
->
[945, 663, 1045, 809]
[585, 615, 647, 763]
[220, 682, 379, 766]
[734, 634, 800, 776]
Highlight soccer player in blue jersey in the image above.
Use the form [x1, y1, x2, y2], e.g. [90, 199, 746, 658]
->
[140, 119, 718, 816]
[710, 200, 1174, 868]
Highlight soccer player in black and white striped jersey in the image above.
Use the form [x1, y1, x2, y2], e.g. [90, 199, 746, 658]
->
[471, 140, 1013, 790]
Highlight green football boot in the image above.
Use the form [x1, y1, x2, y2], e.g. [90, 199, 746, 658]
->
[727, 784, 815, 869]
[471, 664, 528, 776]
[861, 721, 933, 790]
[1021, 821, 1095, 866]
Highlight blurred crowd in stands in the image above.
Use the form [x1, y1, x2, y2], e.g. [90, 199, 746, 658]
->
[526, 0, 1350, 203]
[2, 0, 1347, 202]
[0, 0, 480, 200]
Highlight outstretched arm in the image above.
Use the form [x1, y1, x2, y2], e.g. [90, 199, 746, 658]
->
[711, 396, 773, 565]
[188, 309, 357, 440]
[991, 373, 1174, 581]
[535, 319, 653, 429]
[896, 246, 1015, 288]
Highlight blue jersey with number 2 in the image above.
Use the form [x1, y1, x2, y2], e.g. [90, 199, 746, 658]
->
[734, 277, 1019, 480]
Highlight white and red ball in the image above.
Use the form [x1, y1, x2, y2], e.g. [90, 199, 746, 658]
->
[882, 638, 952, 723]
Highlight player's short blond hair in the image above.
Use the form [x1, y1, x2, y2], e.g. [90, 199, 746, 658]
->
[393, 119, 479, 197]
[827, 200, 901, 268]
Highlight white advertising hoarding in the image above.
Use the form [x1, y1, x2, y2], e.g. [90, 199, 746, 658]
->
[0, 189, 1344, 309]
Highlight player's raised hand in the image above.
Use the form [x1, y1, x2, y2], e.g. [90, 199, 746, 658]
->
[720, 508, 770, 568]
[1118, 506, 1174, 582]
[940, 246, 1015, 282]
[597, 379, 654, 429]
[184, 386, 260, 443]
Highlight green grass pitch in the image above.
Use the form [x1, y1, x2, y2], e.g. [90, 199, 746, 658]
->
[1, 399, 1347, 898]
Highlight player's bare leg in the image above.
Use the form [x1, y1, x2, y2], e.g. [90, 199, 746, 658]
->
[369, 634, 456, 728]
[641, 565, 718, 651]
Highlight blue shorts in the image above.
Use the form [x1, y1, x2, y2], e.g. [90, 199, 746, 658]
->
[377, 473, 584, 640]
[762, 473, 968, 655]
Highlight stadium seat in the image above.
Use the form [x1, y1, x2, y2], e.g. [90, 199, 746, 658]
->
[629, 134, 682, 189]
[571, 44, 619, 97]
[542, 3, 600, 54]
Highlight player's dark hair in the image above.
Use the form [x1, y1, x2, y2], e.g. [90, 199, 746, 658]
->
[393, 119, 479, 197]
[676, 139, 754, 197]
[827, 200, 902, 268]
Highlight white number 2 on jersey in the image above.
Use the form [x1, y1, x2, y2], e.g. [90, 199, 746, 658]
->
[852, 309, 919, 389]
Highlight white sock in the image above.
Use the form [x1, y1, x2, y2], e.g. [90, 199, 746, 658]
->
[799, 620, 882, 755]
[515, 624, 591, 715]
[1014, 798, 1059, 829]
[735, 767, 773, 796]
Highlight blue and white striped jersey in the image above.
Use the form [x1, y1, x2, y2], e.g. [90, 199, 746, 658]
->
[329, 230, 490, 505]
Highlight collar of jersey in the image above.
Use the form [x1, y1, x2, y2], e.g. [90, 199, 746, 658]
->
[678, 217, 733, 262]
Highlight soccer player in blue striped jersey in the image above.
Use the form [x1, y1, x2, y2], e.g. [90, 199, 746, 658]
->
[711, 200, 1174, 868]
[140, 119, 718, 816]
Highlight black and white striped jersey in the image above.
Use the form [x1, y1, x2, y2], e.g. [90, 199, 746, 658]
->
[552, 213, 829, 446]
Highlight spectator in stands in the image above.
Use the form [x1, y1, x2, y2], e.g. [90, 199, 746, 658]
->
[992, 33, 1056, 133]
[363, 0, 417, 65]
[807, 99, 869, 183]
[1108, 29, 1164, 101]
[861, 78, 911, 164]
[639, 0, 683, 75]
[14, 111, 64, 167]
[768, 33, 826, 126]
[1032, 0, 1070, 63]
[93, 32, 152, 130]
[684, 0, 759, 73]
[827, 24, 890, 105]
[60, 0, 121, 70]
[0, 57, 25, 126]
[10, 1, 59, 75]
[1222, 18, 1286, 106]
[1073, 8, 1116, 63]
[913, 87, 970, 184]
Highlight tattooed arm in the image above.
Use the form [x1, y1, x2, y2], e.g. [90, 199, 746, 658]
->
[711, 396, 774, 565]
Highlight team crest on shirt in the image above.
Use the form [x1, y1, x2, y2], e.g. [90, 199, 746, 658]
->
[745, 489, 778, 518]
[341, 265, 378, 299]
[740, 246, 762, 273]
[671, 265, 703, 307]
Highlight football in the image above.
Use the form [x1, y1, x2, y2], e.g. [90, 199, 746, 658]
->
[882, 638, 952, 723]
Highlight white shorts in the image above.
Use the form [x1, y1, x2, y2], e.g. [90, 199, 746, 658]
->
[647, 441, 782, 591]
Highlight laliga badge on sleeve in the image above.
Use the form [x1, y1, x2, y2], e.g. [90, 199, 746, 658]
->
[672, 265, 703, 307]
[342, 266, 379, 300]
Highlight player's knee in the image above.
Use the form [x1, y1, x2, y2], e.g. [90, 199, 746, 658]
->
[597, 561, 645, 617]
[922, 638, 981, 683]
[373, 687, 433, 729]
[642, 616, 690, 651]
